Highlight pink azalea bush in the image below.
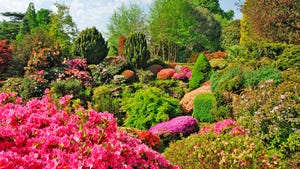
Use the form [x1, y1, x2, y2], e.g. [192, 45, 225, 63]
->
[199, 119, 250, 136]
[0, 92, 178, 169]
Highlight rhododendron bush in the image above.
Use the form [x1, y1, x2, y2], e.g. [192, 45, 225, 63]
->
[0, 92, 177, 169]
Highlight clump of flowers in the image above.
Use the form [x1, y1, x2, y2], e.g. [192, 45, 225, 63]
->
[172, 66, 192, 81]
[199, 119, 250, 136]
[0, 92, 178, 168]
[149, 116, 199, 137]
[138, 130, 161, 148]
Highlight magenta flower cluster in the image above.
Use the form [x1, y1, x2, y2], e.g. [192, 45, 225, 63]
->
[199, 119, 250, 136]
[172, 66, 192, 81]
[0, 92, 178, 169]
[149, 116, 199, 137]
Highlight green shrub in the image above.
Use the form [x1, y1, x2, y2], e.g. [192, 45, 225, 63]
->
[122, 87, 181, 130]
[92, 85, 123, 124]
[189, 53, 211, 90]
[73, 27, 109, 64]
[210, 91, 233, 121]
[124, 32, 150, 69]
[0, 77, 23, 94]
[275, 45, 300, 70]
[209, 58, 228, 70]
[164, 133, 281, 169]
[243, 67, 283, 88]
[244, 42, 288, 59]
[50, 79, 91, 106]
[150, 80, 188, 99]
[221, 20, 241, 49]
[135, 69, 155, 83]
[193, 93, 214, 123]
[20, 75, 48, 100]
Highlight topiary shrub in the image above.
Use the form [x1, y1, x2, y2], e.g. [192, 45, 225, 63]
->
[275, 45, 300, 70]
[189, 53, 211, 90]
[122, 87, 181, 130]
[73, 27, 108, 64]
[164, 132, 281, 169]
[122, 69, 135, 82]
[123, 32, 150, 69]
[193, 93, 215, 123]
[157, 68, 176, 80]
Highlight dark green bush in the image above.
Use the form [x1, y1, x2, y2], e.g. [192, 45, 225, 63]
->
[275, 45, 300, 70]
[164, 133, 281, 169]
[122, 87, 181, 130]
[124, 32, 150, 69]
[73, 27, 109, 64]
[243, 67, 283, 88]
[20, 75, 48, 100]
[193, 93, 214, 123]
[210, 91, 233, 121]
[189, 53, 211, 90]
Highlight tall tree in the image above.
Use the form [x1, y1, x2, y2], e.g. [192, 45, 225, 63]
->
[107, 3, 146, 55]
[242, 0, 300, 44]
[149, 0, 221, 62]
[49, 3, 78, 56]
[36, 9, 52, 28]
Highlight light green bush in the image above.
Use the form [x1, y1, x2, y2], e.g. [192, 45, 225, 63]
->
[193, 93, 214, 123]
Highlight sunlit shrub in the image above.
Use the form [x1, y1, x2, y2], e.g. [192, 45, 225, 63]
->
[193, 93, 215, 122]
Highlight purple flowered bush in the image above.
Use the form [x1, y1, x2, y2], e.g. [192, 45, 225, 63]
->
[149, 116, 199, 137]
[172, 66, 192, 81]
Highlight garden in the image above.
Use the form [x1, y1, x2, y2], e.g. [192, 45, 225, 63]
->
[0, 0, 299, 168]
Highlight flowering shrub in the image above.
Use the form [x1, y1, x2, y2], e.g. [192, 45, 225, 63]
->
[149, 116, 199, 137]
[164, 132, 281, 169]
[0, 92, 178, 168]
[0, 39, 12, 73]
[157, 68, 176, 80]
[172, 66, 192, 81]
[122, 70, 135, 82]
[198, 119, 250, 136]
[138, 130, 161, 148]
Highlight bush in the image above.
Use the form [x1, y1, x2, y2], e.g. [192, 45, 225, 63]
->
[244, 42, 288, 60]
[0, 93, 178, 168]
[193, 93, 215, 123]
[236, 78, 300, 159]
[0, 77, 23, 94]
[221, 20, 241, 49]
[243, 67, 283, 88]
[148, 64, 163, 75]
[19, 72, 48, 100]
[135, 69, 155, 83]
[164, 133, 281, 169]
[122, 87, 181, 130]
[124, 32, 150, 69]
[121, 69, 135, 82]
[157, 68, 176, 80]
[209, 58, 228, 70]
[275, 45, 300, 70]
[73, 27, 108, 64]
[189, 53, 211, 90]
[0, 39, 12, 74]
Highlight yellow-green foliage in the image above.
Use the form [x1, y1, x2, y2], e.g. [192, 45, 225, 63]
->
[240, 13, 257, 45]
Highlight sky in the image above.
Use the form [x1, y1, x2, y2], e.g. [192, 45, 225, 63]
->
[0, 0, 242, 35]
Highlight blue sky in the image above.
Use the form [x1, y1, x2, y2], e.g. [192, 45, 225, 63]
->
[0, 0, 242, 35]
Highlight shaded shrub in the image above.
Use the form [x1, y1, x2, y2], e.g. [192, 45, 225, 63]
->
[275, 45, 300, 70]
[164, 133, 281, 169]
[0, 39, 12, 74]
[122, 87, 181, 130]
[148, 64, 163, 75]
[193, 93, 215, 123]
[157, 68, 176, 80]
[189, 53, 211, 90]
[0, 77, 23, 94]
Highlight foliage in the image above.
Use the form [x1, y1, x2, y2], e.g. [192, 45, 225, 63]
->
[8, 28, 56, 76]
[89, 56, 128, 86]
[73, 27, 108, 64]
[122, 87, 181, 130]
[157, 68, 176, 80]
[221, 20, 241, 49]
[204, 51, 226, 61]
[118, 35, 126, 56]
[0, 40, 12, 73]
[275, 45, 300, 70]
[210, 91, 233, 121]
[0, 12, 23, 40]
[189, 53, 211, 90]
[49, 3, 78, 56]
[164, 132, 280, 169]
[209, 58, 228, 70]
[16, 2, 37, 41]
[123, 32, 150, 69]
[242, 0, 300, 44]
[244, 42, 288, 59]
[236, 77, 300, 158]
[193, 93, 215, 122]
[107, 3, 146, 53]
[0, 77, 23, 94]
[0, 93, 178, 168]
[19, 71, 48, 99]
[36, 8, 51, 28]
[135, 69, 155, 83]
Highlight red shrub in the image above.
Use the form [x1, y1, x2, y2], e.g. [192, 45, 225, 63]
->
[122, 69, 135, 81]
[204, 51, 226, 60]
[138, 130, 161, 148]
[118, 35, 126, 56]
[157, 68, 176, 80]
[0, 40, 12, 73]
